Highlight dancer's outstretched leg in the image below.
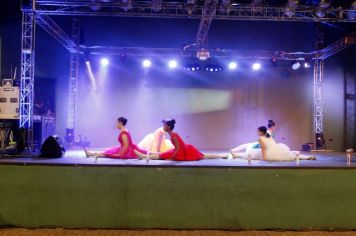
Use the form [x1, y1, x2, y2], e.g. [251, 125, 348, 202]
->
[134, 149, 160, 160]
[203, 153, 228, 159]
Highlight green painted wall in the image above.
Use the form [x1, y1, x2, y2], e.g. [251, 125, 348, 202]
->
[0, 165, 355, 230]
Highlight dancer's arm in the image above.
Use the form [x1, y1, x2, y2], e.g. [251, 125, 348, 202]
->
[258, 138, 267, 160]
[117, 134, 129, 156]
[152, 130, 164, 152]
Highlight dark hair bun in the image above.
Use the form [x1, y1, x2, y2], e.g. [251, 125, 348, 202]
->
[117, 116, 128, 126]
[268, 120, 275, 128]
[163, 119, 176, 130]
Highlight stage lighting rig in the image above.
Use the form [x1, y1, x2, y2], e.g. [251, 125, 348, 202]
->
[152, 0, 162, 12]
[197, 48, 210, 61]
[316, 0, 329, 18]
[122, 0, 133, 12]
[285, 0, 299, 17]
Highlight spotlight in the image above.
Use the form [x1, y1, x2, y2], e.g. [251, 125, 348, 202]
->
[184, 63, 200, 71]
[284, 0, 298, 17]
[316, 0, 329, 18]
[292, 61, 301, 70]
[197, 48, 210, 61]
[205, 64, 223, 72]
[121, 0, 132, 11]
[168, 60, 178, 69]
[316, 8, 326, 18]
[285, 7, 295, 17]
[319, 0, 329, 8]
[252, 63, 261, 71]
[100, 58, 109, 66]
[228, 62, 237, 70]
[152, 0, 162, 12]
[347, 1, 356, 20]
[142, 59, 151, 68]
[304, 61, 311, 68]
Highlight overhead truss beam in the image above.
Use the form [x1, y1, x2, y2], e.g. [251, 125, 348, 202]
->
[80, 45, 315, 60]
[34, 0, 356, 23]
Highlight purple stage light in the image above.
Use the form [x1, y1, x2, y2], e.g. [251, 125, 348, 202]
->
[304, 61, 311, 68]
[228, 62, 237, 70]
[142, 59, 151, 68]
[100, 58, 109, 66]
[168, 60, 178, 69]
[292, 61, 301, 70]
[252, 62, 261, 71]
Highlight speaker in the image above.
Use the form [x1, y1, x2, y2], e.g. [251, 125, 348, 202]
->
[302, 142, 315, 151]
[40, 135, 65, 158]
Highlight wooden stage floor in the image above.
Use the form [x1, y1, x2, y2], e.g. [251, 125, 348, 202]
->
[0, 149, 354, 168]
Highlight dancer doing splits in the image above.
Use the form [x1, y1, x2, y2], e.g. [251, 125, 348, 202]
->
[231, 126, 315, 161]
[135, 119, 227, 160]
[84, 117, 147, 159]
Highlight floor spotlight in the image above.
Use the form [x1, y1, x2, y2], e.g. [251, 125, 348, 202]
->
[168, 60, 178, 69]
[142, 59, 151, 68]
[252, 62, 261, 71]
[228, 62, 237, 70]
[100, 58, 109, 66]
[292, 61, 301, 70]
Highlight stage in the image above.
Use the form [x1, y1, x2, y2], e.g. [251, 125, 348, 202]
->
[0, 149, 354, 168]
[1, 150, 356, 230]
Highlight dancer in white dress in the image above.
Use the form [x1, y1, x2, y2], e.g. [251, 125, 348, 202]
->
[230, 119, 277, 155]
[138, 127, 174, 153]
[232, 126, 315, 161]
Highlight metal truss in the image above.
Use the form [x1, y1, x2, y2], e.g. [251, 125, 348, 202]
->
[35, 14, 77, 53]
[34, 0, 356, 23]
[67, 18, 80, 136]
[344, 71, 356, 150]
[196, 0, 218, 46]
[20, 10, 36, 151]
[80, 45, 315, 60]
[313, 24, 324, 137]
[319, 30, 356, 59]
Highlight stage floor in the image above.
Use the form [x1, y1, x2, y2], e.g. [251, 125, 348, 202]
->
[0, 149, 354, 168]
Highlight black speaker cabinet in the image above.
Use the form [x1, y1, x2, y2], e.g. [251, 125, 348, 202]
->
[40, 135, 65, 158]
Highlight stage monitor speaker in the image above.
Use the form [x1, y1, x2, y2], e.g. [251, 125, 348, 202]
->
[40, 135, 65, 158]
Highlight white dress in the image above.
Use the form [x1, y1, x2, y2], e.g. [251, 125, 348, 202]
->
[138, 127, 174, 153]
[260, 136, 296, 161]
[241, 136, 297, 161]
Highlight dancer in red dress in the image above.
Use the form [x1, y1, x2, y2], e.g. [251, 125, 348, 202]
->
[84, 117, 147, 159]
[135, 119, 227, 161]
[159, 119, 203, 161]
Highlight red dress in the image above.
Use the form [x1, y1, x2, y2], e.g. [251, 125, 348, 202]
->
[160, 132, 204, 161]
[103, 130, 147, 159]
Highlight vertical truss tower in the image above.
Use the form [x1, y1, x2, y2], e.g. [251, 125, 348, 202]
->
[20, 7, 36, 152]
